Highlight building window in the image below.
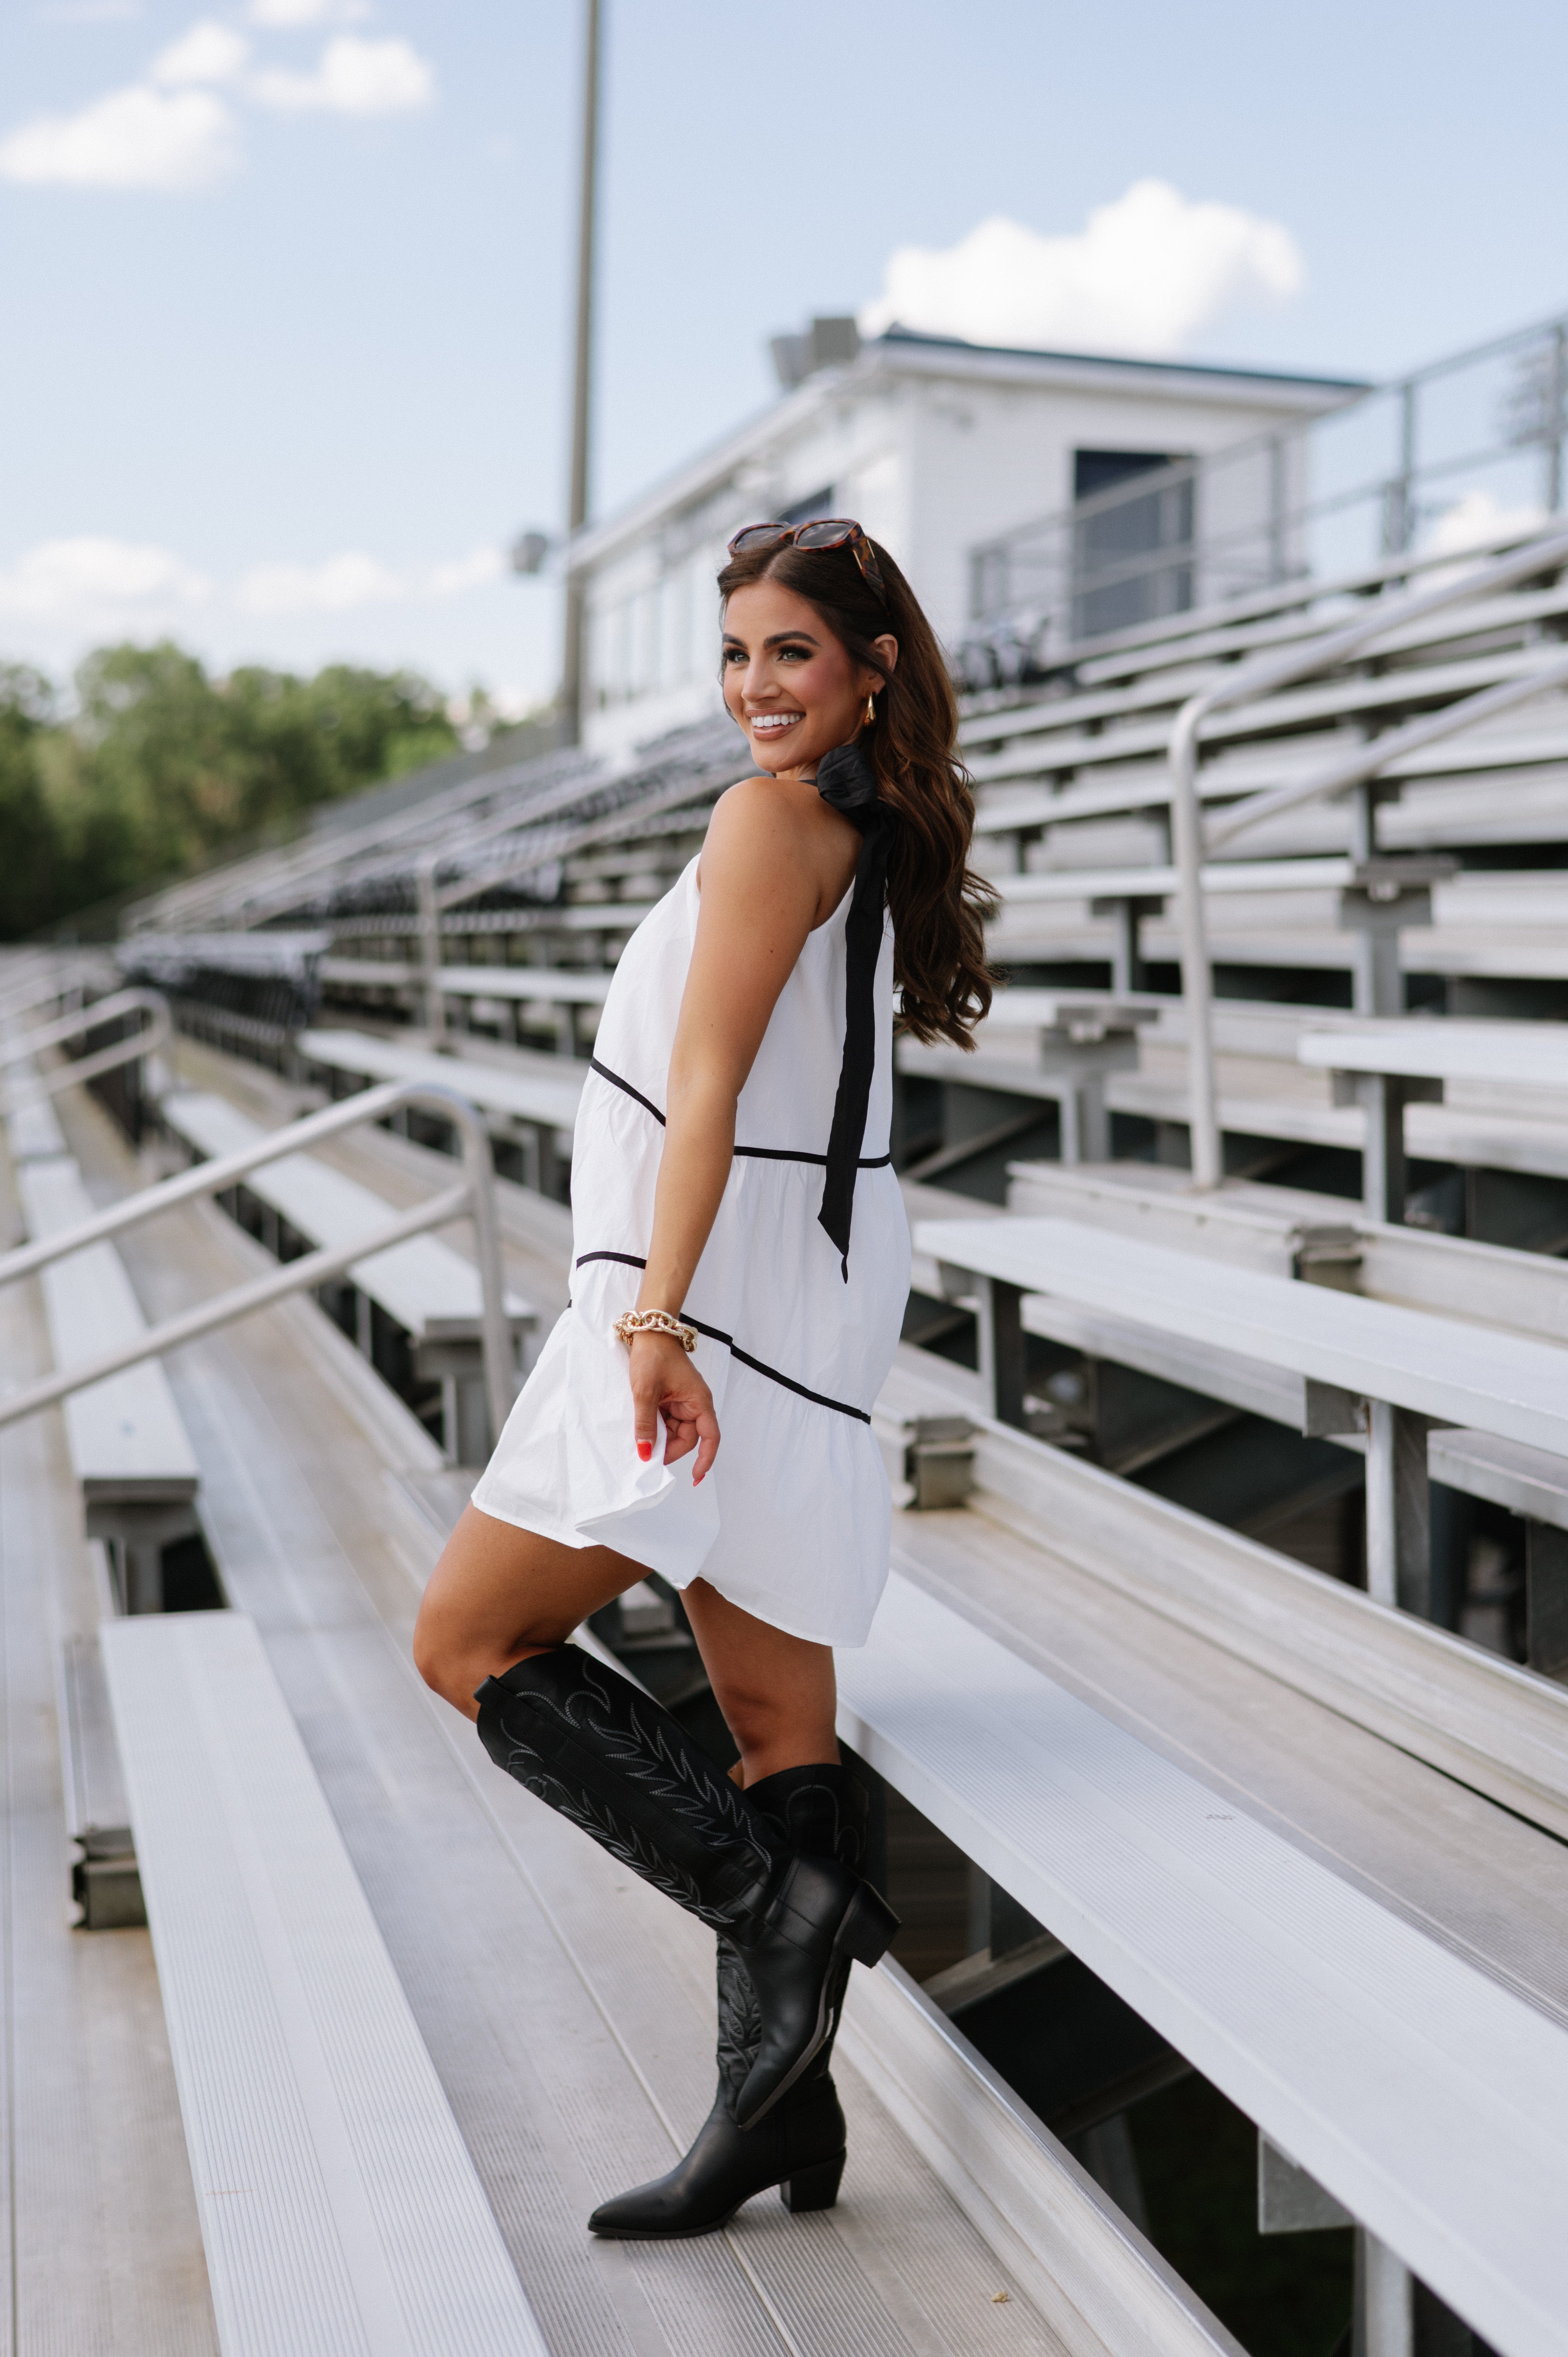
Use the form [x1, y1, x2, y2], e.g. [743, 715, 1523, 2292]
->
[779, 485, 836, 525]
[1072, 449, 1194, 639]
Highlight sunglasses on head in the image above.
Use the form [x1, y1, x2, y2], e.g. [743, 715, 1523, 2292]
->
[727, 518, 886, 600]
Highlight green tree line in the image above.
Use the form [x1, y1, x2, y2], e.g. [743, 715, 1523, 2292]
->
[0, 640, 465, 939]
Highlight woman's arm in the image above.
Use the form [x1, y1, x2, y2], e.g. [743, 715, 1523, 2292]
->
[627, 778, 855, 1475]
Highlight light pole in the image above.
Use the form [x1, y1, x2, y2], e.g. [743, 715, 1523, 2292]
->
[560, 0, 602, 743]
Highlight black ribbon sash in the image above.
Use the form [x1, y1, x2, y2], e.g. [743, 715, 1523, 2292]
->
[813, 740, 895, 1279]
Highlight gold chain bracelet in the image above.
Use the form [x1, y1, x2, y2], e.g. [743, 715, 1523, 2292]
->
[613, 1307, 698, 1354]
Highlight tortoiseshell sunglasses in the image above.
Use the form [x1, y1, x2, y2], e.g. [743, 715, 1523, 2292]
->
[727, 518, 886, 600]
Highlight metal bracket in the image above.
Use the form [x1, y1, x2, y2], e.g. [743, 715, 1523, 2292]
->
[1303, 1381, 1367, 1439]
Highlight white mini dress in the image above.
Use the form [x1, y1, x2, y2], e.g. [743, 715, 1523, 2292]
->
[470, 852, 910, 1648]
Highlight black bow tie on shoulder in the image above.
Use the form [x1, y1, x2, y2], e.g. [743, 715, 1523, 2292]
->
[814, 740, 895, 1279]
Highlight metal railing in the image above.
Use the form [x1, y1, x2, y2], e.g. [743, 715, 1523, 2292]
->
[1167, 522, 1568, 1188]
[413, 724, 745, 1032]
[0, 959, 95, 1031]
[962, 307, 1568, 682]
[0, 988, 171, 1102]
[0, 1078, 517, 1444]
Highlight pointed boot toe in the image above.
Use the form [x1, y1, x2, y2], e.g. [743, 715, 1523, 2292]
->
[588, 2081, 846, 2239]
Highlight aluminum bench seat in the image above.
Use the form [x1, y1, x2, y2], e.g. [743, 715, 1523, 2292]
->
[878, 1339, 1568, 1839]
[969, 711, 1568, 839]
[0, 1174, 217, 2348]
[1294, 1017, 1568, 1220]
[322, 958, 614, 1005]
[984, 903, 1568, 986]
[1001, 1158, 1568, 1342]
[319, 964, 615, 1056]
[299, 1029, 584, 1184]
[2, 1073, 69, 1161]
[966, 646, 1568, 789]
[1100, 1068, 1568, 1185]
[918, 1210, 1568, 1629]
[916, 1213, 1568, 1458]
[161, 1088, 534, 1461]
[958, 534, 1568, 731]
[102, 1608, 549, 2357]
[1299, 1015, 1568, 1091]
[101, 1117, 1247, 2357]
[961, 579, 1568, 762]
[898, 995, 1160, 1164]
[15, 1154, 200, 1611]
[842, 1552, 1568, 2357]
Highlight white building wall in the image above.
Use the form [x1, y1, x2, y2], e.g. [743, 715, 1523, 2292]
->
[574, 341, 1360, 756]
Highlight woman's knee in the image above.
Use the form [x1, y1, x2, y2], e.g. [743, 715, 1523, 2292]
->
[413, 1587, 564, 1712]
[411, 1612, 483, 1710]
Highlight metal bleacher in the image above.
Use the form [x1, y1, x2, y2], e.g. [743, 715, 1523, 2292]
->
[9, 496, 1568, 2349]
[1, 1002, 1255, 2355]
[159, 1087, 537, 1464]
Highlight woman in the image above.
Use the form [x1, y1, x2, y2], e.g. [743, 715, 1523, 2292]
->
[414, 518, 992, 2238]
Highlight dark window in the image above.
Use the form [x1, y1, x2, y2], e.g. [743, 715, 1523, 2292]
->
[1072, 449, 1194, 640]
[779, 485, 836, 526]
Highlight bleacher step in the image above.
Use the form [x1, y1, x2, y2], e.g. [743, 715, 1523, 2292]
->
[102, 1608, 549, 2357]
[839, 1572, 1568, 2357]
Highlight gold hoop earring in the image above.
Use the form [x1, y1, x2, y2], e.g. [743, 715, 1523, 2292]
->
[864, 691, 876, 727]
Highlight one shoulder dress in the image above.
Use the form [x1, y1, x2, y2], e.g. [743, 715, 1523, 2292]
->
[470, 839, 911, 1649]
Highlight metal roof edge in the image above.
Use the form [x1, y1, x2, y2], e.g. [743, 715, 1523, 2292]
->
[566, 332, 1370, 578]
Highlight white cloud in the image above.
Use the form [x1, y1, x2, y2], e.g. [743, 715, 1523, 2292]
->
[237, 553, 408, 613]
[251, 34, 432, 114]
[238, 546, 505, 611]
[0, 536, 211, 620]
[247, 0, 369, 23]
[860, 180, 1304, 360]
[0, 538, 507, 627]
[429, 547, 505, 597]
[151, 21, 250, 86]
[1425, 488, 1546, 558]
[0, 81, 238, 189]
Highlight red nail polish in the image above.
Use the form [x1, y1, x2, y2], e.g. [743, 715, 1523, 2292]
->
[636, 1440, 652, 1462]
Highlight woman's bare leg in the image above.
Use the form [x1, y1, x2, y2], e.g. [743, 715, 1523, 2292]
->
[682, 1578, 839, 1786]
[413, 1505, 643, 1720]
[414, 1515, 840, 1786]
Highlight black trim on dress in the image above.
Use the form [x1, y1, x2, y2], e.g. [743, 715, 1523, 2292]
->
[587, 1058, 891, 1171]
[573, 1249, 873, 1424]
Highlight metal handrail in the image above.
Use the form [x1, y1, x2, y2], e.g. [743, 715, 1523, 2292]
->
[964, 519, 1564, 710]
[0, 1077, 517, 1444]
[0, 988, 171, 1102]
[0, 962, 91, 1030]
[1167, 523, 1568, 1188]
[966, 304, 1568, 652]
[1204, 648, 1568, 853]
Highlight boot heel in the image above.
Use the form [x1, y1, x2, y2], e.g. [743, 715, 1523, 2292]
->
[781, 2153, 845, 2212]
[842, 1884, 900, 1968]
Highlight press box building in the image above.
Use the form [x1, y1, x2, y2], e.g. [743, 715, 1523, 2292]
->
[568, 319, 1365, 757]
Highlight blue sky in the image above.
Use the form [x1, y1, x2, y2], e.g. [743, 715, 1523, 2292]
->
[3, 0, 1566, 710]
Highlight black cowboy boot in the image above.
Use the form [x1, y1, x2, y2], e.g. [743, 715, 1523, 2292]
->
[589, 1763, 870, 2239]
[475, 1652, 897, 2129]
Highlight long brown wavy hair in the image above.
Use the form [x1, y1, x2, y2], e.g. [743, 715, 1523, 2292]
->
[717, 532, 994, 1047]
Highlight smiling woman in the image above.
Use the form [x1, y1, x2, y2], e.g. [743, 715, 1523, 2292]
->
[717, 521, 994, 1046]
[414, 523, 994, 2244]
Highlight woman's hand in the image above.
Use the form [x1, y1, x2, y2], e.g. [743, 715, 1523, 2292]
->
[629, 1330, 720, 1482]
